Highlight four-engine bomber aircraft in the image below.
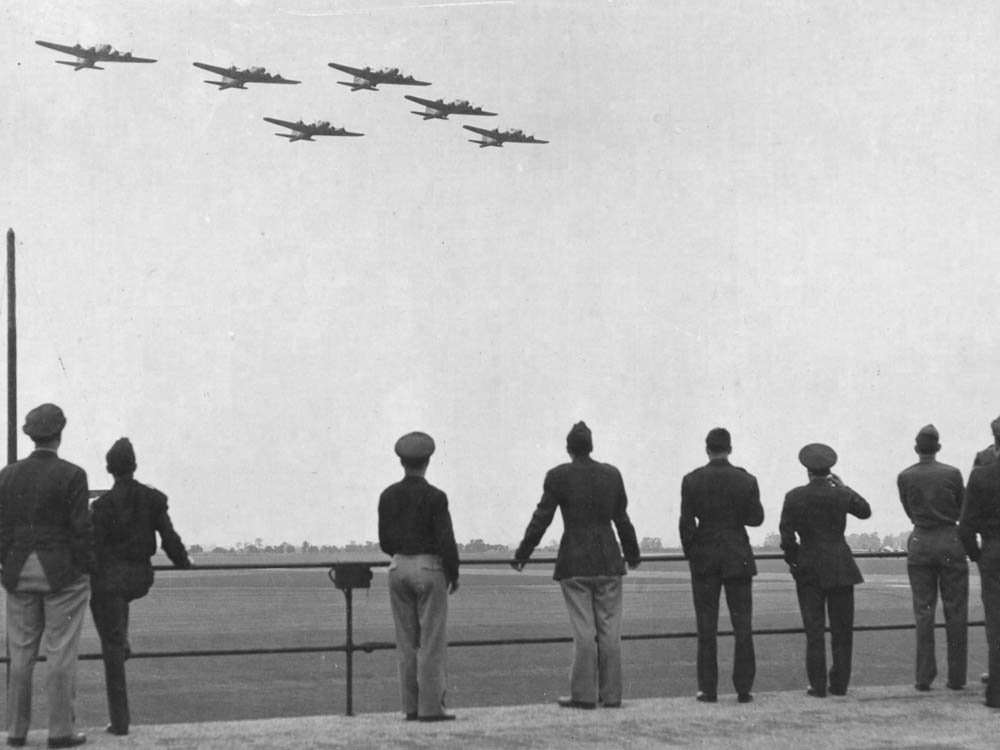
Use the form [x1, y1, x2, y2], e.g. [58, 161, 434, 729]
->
[193, 62, 301, 90]
[404, 95, 497, 121]
[463, 125, 549, 148]
[328, 62, 430, 92]
[35, 40, 157, 71]
[263, 117, 364, 142]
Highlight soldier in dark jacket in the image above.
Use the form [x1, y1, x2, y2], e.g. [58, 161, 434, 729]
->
[679, 427, 764, 703]
[959, 451, 1000, 708]
[972, 416, 1000, 471]
[378, 432, 460, 722]
[0, 404, 93, 749]
[512, 422, 640, 709]
[780, 443, 871, 697]
[897, 424, 968, 691]
[90, 438, 191, 736]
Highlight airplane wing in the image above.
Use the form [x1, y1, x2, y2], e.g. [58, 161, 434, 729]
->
[267, 75, 301, 85]
[392, 76, 431, 87]
[328, 62, 369, 79]
[105, 51, 157, 63]
[463, 125, 496, 138]
[35, 40, 85, 56]
[193, 61, 238, 77]
[263, 117, 307, 132]
[511, 135, 549, 144]
[404, 94, 441, 109]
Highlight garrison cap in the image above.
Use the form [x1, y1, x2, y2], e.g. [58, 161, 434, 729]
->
[915, 424, 940, 452]
[106, 437, 137, 476]
[566, 421, 593, 454]
[992, 416, 1000, 437]
[22, 403, 66, 441]
[394, 431, 435, 460]
[798, 443, 837, 471]
[706, 427, 731, 452]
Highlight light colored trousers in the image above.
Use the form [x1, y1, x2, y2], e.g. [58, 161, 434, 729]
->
[559, 575, 623, 705]
[6, 569, 90, 740]
[388, 554, 449, 717]
[907, 525, 969, 688]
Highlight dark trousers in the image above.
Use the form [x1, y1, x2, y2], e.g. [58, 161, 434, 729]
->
[89, 589, 131, 732]
[690, 574, 755, 695]
[907, 526, 969, 688]
[981, 565, 1000, 706]
[795, 582, 854, 694]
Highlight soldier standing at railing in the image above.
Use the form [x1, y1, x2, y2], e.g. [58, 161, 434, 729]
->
[896, 424, 968, 692]
[511, 421, 640, 710]
[958, 443, 1000, 708]
[378, 431, 460, 722]
[679, 427, 764, 704]
[779, 443, 871, 698]
[0, 404, 93, 749]
[89, 438, 191, 737]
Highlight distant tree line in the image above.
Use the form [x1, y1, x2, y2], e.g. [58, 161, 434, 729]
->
[755, 530, 911, 552]
[193, 538, 518, 555]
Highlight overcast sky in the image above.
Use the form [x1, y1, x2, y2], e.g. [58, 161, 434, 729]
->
[2, 1, 999, 551]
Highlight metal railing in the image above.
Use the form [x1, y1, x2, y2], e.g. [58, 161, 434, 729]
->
[3, 551, 983, 716]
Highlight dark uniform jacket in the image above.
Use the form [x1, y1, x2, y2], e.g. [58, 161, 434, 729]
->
[779, 477, 871, 589]
[515, 456, 640, 580]
[897, 458, 964, 529]
[679, 457, 764, 579]
[91, 478, 190, 600]
[960, 460, 1000, 572]
[379, 475, 460, 585]
[974, 445, 1000, 471]
[0, 450, 94, 593]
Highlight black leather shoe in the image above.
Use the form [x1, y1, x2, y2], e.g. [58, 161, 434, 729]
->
[47, 734, 86, 749]
[828, 687, 847, 696]
[806, 687, 826, 698]
[695, 692, 717, 703]
[737, 693, 753, 703]
[405, 713, 418, 721]
[557, 697, 596, 709]
[601, 701, 622, 708]
[105, 724, 128, 736]
[417, 714, 456, 722]
[7, 738, 25, 748]
[914, 683, 931, 692]
[945, 682, 964, 690]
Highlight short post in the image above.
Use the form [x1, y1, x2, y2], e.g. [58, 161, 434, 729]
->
[330, 563, 374, 716]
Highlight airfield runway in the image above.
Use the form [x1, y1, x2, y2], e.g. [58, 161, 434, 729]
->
[2, 557, 992, 728]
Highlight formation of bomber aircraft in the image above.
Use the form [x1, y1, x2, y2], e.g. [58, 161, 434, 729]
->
[35, 40, 549, 149]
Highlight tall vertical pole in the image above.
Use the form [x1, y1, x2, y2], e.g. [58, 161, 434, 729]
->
[6, 228, 15, 466]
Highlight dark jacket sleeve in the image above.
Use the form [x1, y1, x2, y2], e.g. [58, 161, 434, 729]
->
[846, 488, 872, 519]
[678, 475, 696, 558]
[69, 468, 95, 575]
[433, 494, 460, 585]
[778, 496, 798, 566]
[515, 472, 559, 561]
[153, 492, 190, 568]
[744, 476, 764, 527]
[959, 477, 983, 562]
[612, 472, 640, 565]
[377, 491, 397, 556]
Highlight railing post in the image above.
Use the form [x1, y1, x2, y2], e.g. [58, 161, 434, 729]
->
[329, 563, 374, 717]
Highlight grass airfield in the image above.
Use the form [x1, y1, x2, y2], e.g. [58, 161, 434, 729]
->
[6, 555, 992, 728]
